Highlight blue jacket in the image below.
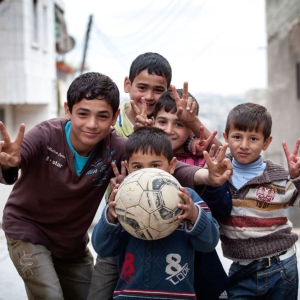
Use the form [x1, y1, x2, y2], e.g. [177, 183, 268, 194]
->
[92, 187, 219, 300]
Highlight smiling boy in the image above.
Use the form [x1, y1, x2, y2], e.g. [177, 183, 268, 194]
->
[213, 102, 300, 299]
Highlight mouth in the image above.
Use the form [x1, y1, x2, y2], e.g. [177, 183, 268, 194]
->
[238, 152, 249, 157]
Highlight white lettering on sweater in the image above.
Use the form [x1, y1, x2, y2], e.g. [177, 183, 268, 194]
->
[165, 253, 190, 285]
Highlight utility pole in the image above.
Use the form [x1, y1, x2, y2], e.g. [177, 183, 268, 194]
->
[80, 14, 93, 74]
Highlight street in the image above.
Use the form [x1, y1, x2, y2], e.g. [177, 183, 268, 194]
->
[1, 228, 300, 299]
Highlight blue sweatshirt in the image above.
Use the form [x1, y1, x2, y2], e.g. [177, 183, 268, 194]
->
[92, 187, 219, 300]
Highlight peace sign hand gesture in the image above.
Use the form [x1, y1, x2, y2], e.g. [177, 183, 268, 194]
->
[0, 122, 25, 170]
[282, 139, 300, 179]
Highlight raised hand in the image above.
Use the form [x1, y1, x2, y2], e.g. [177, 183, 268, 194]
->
[110, 161, 127, 189]
[0, 122, 25, 169]
[190, 126, 218, 156]
[177, 187, 199, 224]
[203, 143, 232, 186]
[282, 139, 300, 179]
[171, 82, 198, 125]
[131, 97, 153, 131]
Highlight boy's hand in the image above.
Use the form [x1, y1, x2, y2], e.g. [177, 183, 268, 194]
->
[282, 139, 300, 179]
[110, 161, 127, 189]
[0, 122, 25, 170]
[190, 126, 218, 156]
[107, 185, 119, 224]
[203, 143, 233, 186]
[131, 97, 153, 131]
[177, 187, 199, 224]
[171, 82, 198, 125]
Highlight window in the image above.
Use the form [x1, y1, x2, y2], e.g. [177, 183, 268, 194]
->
[42, 5, 48, 50]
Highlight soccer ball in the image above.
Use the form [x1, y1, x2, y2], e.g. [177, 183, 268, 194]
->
[115, 168, 184, 240]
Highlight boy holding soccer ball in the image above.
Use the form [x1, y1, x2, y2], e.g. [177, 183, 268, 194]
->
[92, 126, 231, 300]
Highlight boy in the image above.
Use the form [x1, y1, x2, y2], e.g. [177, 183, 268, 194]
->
[213, 102, 300, 299]
[0, 72, 232, 299]
[88, 53, 222, 299]
[153, 90, 230, 299]
[92, 127, 231, 300]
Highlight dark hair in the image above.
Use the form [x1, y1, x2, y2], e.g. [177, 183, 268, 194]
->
[129, 52, 172, 88]
[66, 72, 119, 114]
[126, 127, 173, 162]
[225, 102, 272, 140]
[153, 89, 199, 118]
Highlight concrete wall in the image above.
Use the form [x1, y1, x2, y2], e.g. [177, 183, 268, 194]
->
[266, 0, 300, 226]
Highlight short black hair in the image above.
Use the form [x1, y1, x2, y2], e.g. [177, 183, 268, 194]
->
[129, 52, 172, 88]
[126, 127, 173, 162]
[225, 102, 272, 140]
[153, 89, 199, 119]
[66, 72, 119, 114]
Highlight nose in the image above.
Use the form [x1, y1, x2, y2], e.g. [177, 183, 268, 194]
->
[240, 138, 249, 149]
[86, 116, 98, 129]
[164, 123, 174, 135]
[144, 90, 154, 101]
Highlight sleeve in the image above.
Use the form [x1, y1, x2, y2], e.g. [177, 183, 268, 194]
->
[174, 160, 204, 191]
[287, 176, 300, 207]
[184, 187, 220, 252]
[91, 205, 123, 257]
[200, 182, 232, 220]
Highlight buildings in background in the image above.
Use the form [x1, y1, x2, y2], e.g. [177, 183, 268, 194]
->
[265, 0, 300, 226]
[0, 0, 74, 213]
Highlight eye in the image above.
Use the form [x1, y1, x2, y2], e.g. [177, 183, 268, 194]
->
[250, 137, 258, 141]
[155, 88, 165, 94]
[133, 165, 142, 170]
[138, 86, 146, 91]
[78, 112, 88, 117]
[156, 119, 166, 125]
[98, 115, 109, 120]
[175, 122, 184, 128]
[152, 164, 159, 168]
[233, 135, 240, 140]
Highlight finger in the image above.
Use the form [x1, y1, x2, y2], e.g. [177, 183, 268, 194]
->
[214, 143, 228, 163]
[186, 96, 193, 111]
[190, 101, 197, 114]
[292, 138, 300, 156]
[140, 97, 147, 118]
[0, 121, 12, 143]
[208, 144, 216, 158]
[205, 130, 218, 146]
[282, 141, 291, 158]
[199, 126, 205, 142]
[171, 85, 180, 105]
[120, 161, 127, 176]
[14, 123, 25, 145]
[182, 82, 188, 101]
[111, 161, 120, 177]
[130, 100, 140, 115]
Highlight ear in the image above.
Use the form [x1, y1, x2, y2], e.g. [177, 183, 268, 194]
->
[124, 160, 129, 172]
[124, 76, 131, 93]
[111, 108, 120, 126]
[64, 102, 71, 120]
[169, 157, 177, 175]
[223, 132, 228, 142]
[262, 136, 272, 151]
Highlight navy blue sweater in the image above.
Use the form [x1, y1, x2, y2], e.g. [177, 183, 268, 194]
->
[92, 187, 219, 300]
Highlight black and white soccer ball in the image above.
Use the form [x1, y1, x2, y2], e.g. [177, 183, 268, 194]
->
[115, 168, 183, 240]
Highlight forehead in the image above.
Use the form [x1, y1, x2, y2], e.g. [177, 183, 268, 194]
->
[73, 98, 113, 113]
[229, 124, 263, 135]
[155, 109, 177, 120]
[129, 149, 168, 161]
[132, 69, 168, 88]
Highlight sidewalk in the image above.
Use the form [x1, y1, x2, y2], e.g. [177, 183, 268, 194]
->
[1, 228, 300, 299]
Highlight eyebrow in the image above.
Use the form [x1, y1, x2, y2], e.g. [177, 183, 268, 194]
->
[76, 107, 111, 114]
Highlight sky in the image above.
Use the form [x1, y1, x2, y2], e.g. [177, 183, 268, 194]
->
[63, 0, 267, 98]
